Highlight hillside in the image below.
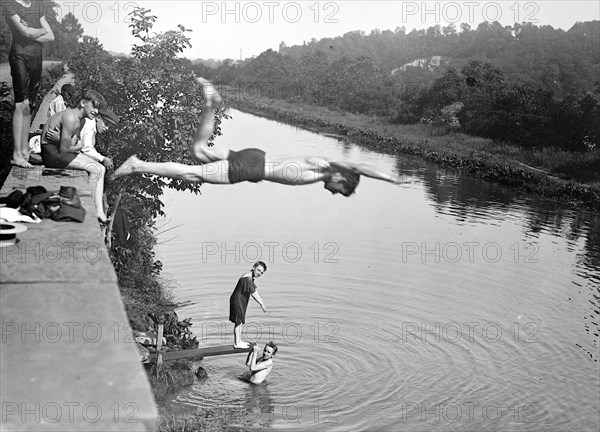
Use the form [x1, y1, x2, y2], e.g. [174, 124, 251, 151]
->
[278, 21, 600, 97]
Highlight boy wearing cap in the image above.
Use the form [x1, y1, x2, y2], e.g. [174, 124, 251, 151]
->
[41, 89, 110, 223]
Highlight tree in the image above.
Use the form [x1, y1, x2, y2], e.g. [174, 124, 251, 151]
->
[56, 12, 83, 58]
[67, 8, 231, 321]
[69, 7, 223, 221]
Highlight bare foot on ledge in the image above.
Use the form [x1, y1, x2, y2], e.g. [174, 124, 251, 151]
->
[11, 158, 34, 169]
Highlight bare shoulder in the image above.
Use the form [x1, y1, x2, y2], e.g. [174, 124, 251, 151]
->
[60, 109, 79, 130]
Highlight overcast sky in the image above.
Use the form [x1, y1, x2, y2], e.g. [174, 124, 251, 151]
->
[56, 1, 600, 60]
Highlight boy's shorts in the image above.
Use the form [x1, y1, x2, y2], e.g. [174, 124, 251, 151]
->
[9, 53, 42, 103]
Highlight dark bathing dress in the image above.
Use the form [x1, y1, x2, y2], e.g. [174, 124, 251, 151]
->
[229, 276, 257, 325]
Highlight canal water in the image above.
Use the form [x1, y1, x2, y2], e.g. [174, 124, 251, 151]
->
[155, 109, 599, 431]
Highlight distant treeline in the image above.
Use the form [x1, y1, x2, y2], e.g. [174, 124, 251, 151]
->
[193, 21, 600, 151]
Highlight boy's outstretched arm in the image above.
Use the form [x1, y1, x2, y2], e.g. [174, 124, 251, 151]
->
[344, 162, 402, 184]
[251, 291, 267, 313]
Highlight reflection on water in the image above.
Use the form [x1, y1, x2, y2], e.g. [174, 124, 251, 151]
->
[402, 155, 600, 366]
[156, 110, 599, 431]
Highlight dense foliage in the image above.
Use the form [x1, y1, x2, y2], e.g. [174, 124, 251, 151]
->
[66, 7, 224, 327]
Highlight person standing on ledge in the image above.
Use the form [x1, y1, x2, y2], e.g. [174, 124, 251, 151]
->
[229, 261, 268, 349]
[2, 0, 55, 168]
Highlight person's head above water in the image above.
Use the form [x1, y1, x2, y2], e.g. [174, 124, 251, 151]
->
[263, 341, 278, 359]
[324, 162, 360, 197]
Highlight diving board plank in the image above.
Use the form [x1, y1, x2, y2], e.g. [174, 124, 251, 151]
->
[149, 345, 251, 362]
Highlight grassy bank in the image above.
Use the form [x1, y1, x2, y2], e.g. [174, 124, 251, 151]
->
[225, 92, 600, 212]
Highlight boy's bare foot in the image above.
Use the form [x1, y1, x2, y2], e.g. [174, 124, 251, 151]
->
[196, 77, 222, 106]
[11, 158, 34, 169]
[112, 155, 140, 179]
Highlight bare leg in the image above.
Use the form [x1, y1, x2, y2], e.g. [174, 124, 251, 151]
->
[11, 100, 34, 168]
[113, 79, 233, 185]
[113, 155, 231, 184]
[190, 77, 229, 163]
[67, 154, 108, 223]
[233, 324, 249, 349]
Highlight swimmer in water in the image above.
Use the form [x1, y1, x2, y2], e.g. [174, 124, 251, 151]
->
[242, 342, 277, 384]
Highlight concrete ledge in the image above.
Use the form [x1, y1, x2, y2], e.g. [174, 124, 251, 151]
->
[1, 166, 158, 431]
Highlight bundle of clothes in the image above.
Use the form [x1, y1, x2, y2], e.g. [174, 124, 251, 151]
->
[0, 186, 86, 223]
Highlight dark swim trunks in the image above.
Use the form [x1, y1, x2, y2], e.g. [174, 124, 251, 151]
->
[41, 143, 76, 169]
[10, 53, 42, 103]
[227, 148, 266, 184]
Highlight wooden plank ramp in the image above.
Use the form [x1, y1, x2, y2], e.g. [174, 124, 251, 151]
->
[149, 345, 251, 363]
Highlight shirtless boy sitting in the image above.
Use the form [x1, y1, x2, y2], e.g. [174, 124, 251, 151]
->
[242, 342, 278, 385]
[41, 89, 109, 223]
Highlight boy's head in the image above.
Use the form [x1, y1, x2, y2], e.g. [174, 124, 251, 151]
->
[60, 83, 75, 101]
[324, 162, 360, 197]
[252, 261, 267, 278]
[60, 84, 75, 106]
[80, 89, 107, 110]
[264, 341, 278, 358]
[79, 89, 107, 120]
